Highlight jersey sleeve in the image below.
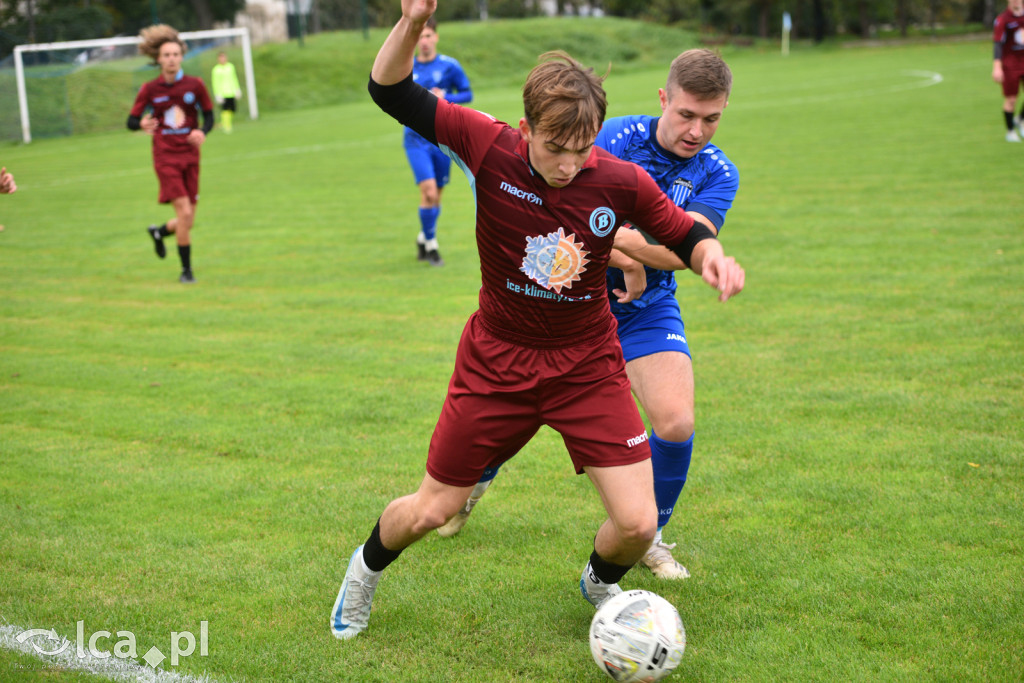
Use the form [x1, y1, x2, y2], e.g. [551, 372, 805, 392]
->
[687, 157, 739, 231]
[624, 164, 694, 246]
[129, 82, 150, 117]
[445, 60, 473, 104]
[434, 101, 505, 176]
[994, 13, 1007, 45]
[196, 79, 214, 111]
[594, 116, 629, 158]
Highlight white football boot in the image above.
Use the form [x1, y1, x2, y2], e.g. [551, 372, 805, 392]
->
[330, 545, 381, 640]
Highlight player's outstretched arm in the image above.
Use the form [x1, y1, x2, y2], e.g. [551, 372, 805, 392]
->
[372, 0, 436, 85]
[613, 227, 687, 271]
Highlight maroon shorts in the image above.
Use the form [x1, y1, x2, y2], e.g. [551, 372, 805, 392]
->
[155, 156, 199, 204]
[425, 312, 652, 487]
[1001, 62, 1024, 97]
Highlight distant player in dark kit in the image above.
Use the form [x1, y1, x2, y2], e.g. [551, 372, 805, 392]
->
[993, 0, 1024, 141]
[127, 24, 214, 283]
[330, 0, 745, 642]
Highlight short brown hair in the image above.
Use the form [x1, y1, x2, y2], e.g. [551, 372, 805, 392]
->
[522, 51, 607, 148]
[424, 17, 437, 31]
[138, 24, 186, 64]
[666, 49, 732, 100]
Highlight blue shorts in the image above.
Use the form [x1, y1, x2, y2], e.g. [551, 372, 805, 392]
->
[405, 141, 451, 187]
[615, 295, 690, 362]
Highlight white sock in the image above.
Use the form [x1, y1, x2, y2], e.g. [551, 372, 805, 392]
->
[416, 232, 426, 245]
[425, 238, 439, 251]
[357, 549, 381, 577]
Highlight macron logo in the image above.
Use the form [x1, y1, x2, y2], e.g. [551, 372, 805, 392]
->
[626, 432, 648, 448]
[499, 181, 543, 205]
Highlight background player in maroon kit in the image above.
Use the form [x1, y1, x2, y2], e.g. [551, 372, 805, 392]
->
[330, 0, 745, 642]
[127, 24, 214, 283]
[993, 0, 1024, 141]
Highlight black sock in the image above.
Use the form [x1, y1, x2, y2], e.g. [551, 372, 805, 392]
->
[588, 549, 633, 585]
[1005, 110, 1015, 131]
[362, 519, 403, 572]
[178, 244, 191, 272]
[159, 224, 172, 238]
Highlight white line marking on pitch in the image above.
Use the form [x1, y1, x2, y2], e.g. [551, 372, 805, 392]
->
[738, 70, 943, 109]
[0, 623, 220, 683]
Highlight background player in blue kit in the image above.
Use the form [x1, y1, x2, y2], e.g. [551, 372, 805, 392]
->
[437, 50, 739, 584]
[406, 16, 472, 266]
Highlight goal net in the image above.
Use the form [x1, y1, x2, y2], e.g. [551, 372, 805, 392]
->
[2, 27, 258, 143]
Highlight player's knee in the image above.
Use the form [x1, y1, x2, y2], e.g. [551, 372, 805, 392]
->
[177, 209, 195, 230]
[410, 503, 455, 534]
[651, 413, 694, 443]
[618, 511, 657, 548]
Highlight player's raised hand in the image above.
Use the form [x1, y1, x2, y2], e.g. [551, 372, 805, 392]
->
[402, 0, 436, 23]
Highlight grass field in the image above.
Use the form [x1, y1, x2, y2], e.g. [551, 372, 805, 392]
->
[1, 20, 1023, 683]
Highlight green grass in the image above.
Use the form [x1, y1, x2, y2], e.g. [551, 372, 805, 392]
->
[1, 22, 1023, 683]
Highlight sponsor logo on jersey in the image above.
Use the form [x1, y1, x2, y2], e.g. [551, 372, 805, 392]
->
[626, 432, 649, 448]
[499, 180, 543, 205]
[589, 207, 615, 237]
[153, 96, 170, 103]
[163, 105, 187, 130]
[520, 227, 589, 293]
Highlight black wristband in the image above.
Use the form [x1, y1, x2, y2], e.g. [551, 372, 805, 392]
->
[669, 223, 717, 269]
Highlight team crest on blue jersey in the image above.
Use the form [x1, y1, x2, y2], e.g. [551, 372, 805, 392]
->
[589, 207, 616, 237]
[520, 227, 590, 294]
[184, 91, 195, 104]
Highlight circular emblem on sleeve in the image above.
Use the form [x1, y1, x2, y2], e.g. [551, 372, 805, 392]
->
[184, 91, 195, 104]
[589, 207, 616, 237]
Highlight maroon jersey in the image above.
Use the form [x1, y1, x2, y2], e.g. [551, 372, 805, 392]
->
[434, 101, 696, 344]
[994, 9, 1024, 67]
[130, 72, 212, 163]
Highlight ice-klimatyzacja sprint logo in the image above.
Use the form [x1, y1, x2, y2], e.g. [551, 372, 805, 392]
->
[13, 620, 209, 669]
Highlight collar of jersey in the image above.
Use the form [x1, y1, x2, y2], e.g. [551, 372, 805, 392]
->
[514, 132, 599, 181]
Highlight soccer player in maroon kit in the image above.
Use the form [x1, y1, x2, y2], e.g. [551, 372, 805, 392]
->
[331, 0, 745, 642]
[127, 24, 214, 283]
[993, 0, 1024, 142]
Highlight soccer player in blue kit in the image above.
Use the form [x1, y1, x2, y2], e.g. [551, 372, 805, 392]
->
[406, 16, 472, 266]
[437, 50, 739, 583]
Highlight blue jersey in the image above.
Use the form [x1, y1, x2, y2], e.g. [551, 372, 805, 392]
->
[596, 115, 738, 319]
[405, 54, 472, 147]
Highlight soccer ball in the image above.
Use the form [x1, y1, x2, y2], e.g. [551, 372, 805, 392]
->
[589, 590, 686, 683]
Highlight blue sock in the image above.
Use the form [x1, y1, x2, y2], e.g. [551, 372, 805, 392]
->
[419, 206, 440, 241]
[650, 432, 693, 530]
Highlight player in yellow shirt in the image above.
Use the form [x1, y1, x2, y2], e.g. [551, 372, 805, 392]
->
[211, 51, 242, 133]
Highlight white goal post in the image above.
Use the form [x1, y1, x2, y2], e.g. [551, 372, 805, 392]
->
[14, 27, 258, 144]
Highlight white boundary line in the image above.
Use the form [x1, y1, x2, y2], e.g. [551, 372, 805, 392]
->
[0, 623, 219, 683]
[737, 69, 943, 109]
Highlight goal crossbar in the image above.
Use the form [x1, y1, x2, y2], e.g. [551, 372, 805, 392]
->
[14, 27, 258, 143]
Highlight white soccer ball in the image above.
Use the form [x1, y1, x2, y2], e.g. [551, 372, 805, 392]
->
[589, 590, 686, 683]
